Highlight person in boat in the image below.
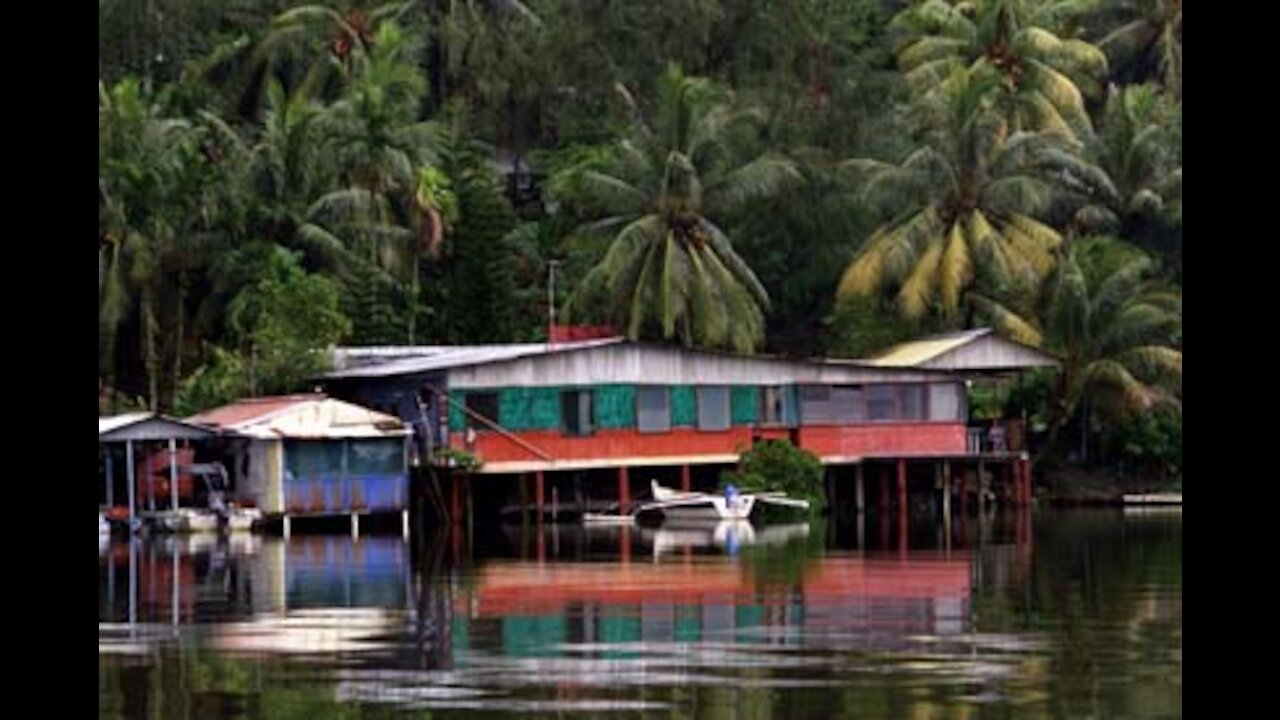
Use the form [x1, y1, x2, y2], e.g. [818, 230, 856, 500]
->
[724, 484, 747, 512]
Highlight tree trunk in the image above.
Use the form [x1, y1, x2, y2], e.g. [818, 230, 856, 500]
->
[171, 275, 185, 410]
[143, 289, 159, 412]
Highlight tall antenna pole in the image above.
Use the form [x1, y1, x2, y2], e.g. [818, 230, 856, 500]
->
[547, 260, 560, 347]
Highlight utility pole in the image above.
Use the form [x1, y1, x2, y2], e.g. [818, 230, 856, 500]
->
[547, 260, 560, 347]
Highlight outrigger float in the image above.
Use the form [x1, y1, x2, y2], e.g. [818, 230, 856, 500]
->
[583, 481, 810, 525]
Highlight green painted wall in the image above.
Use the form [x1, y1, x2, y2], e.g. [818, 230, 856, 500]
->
[594, 385, 636, 428]
[671, 386, 697, 426]
[499, 387, 561, 431]
[448, 390, 466, 429]
[731, 386, 759, 424]
[448, 383, 795, 432]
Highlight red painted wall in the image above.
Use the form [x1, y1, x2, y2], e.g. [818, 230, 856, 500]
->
[138, 447, 196, 506]
[457, 427, 755, 464]
[797, 423, 967, 458]
[453, 421, 966, 466]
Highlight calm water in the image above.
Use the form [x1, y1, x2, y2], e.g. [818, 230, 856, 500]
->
[98, 509, 1181, 719]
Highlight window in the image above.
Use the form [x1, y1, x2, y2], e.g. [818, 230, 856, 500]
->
[832, 386, 866, 423]
[867, 385, 898, 422]
[696, 386, 731, 431]
[348, 438, 405, 475]
[285, 440, 344, 480]
[799, 385, 834, 425]
[464, 392, 499, 430]
[900, 384, 926, 421]
[929, 383, 964, 421]
[561, 390, 595, 436]
[636, 386, 671, 433]
[760, 386, 786, 425]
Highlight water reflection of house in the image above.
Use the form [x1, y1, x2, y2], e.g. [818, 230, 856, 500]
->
[456, 555, 972, 657]
[187, 395, 411, 530]
[98, 536, 410, 628]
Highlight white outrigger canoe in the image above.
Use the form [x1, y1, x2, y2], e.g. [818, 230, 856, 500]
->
[582, 481, 810, 524]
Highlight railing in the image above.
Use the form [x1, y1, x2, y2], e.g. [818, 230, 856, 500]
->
[966, 419, 1026, 454]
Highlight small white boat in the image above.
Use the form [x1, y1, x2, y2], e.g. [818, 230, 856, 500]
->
[581, 512, 637, 526]
[225, 506, 264, 532]
[1122, 493, 1182, 505]
[151, 505, 263, 534]
[152, 508, 222, 534]
[637, 481, 810, 521]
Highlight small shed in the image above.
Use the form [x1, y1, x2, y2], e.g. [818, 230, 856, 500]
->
[187, 396, 411, 519]
[99, 413, 216, 523]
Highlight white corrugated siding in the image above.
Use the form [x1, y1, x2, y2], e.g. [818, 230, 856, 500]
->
[447, 344, 951, 389]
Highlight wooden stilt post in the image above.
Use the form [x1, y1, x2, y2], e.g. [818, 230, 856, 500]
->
[897, 459, 908, 513]
[942, 461, 952, 532]
[681, 464, 692, 492]
[855, 463, 866, 514]
[126, 440, 136, 531]
[169, 438, 179, 511]
[618, 466, 631, 515]
[897, 459, 908, 554]
[535, 470, 546, 520]
[105, 450, 115, 508]
[451, 474, 462, 526]
[1002, 461, 1013, 506]
[977, 458, 986, 513]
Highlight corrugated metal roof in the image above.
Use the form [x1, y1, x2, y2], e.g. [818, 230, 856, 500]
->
[862, 328, 1058, 371]
[325, 338, 625, 379]
[863, 329, 993, 367]
[187, 395, 408, 439]
[99, 413, 217, 441]
[187, 395, 320, 429]
[99, 412, 153, 436]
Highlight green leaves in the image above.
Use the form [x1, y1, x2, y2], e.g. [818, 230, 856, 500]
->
[557, 66, 787, 352]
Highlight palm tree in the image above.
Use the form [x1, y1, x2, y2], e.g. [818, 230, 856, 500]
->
[1097, 0, 1182, 97]
[836, 71, 1105, 320]
[193, 1, 416, 119]
[309, 21, 453, 342]
[1061, 84, 1181, 269]
[976, 238, 1181, 458]
[99, 78, 198, 409]
[891, 0, 1108, 144]
[557, 64, 800, 352]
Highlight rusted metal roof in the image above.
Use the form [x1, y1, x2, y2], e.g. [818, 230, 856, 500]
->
[862, 328, 1058, 372]
[187, 395, 409, 440]
[187, 395, 320, 429]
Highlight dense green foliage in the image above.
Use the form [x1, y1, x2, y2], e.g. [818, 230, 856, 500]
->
[99, 0, 1181, 475]
[722, 439, 826, 516]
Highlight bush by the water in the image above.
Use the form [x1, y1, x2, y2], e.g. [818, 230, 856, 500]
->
[721, 440, 825, 516]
